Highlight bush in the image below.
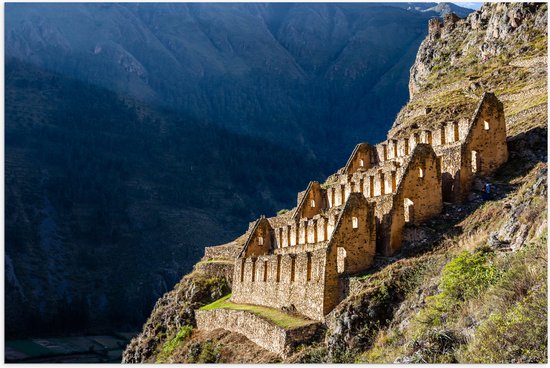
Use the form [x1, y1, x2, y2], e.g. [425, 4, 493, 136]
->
[438, 250, 501, 304]
[156, 325, 193, 362]
[403, 250, 501, 361]
[197, 341, 220, 363]
[462, 287, 547, 363]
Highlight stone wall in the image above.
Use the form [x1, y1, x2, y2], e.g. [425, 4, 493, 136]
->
[194, 261, 234, 286]
[461, 92, 508, 195]
[241, 217, 275, 258]
[293, 181, 328, 220]
[195, 308, 322, 358]
[206, 92, 508, 326]
[344, 143, 377, 174]
[232, 193, 376, 321]
[231, 248, 328, 320]
[389, 144, 443, 255]
[204, 243, 241, 260]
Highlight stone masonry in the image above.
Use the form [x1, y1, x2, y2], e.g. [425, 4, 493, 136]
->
[195, 308, 322, 358]
[199, 92, 508, 342]
[223, 92, 507, 322]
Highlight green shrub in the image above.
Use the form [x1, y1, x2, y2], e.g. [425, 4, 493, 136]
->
[462, 287, 547, 363]
[156, 325, 193, 362]
[197, 341, 220, 363]
[277, 209, 289, 215]
[405, 250, 501, 361]
[438, 249, 501, 304]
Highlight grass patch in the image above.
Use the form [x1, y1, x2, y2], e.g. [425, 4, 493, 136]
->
[459, 233, 548, 363]
[196, 259, 234, 266]
[200, 294, 314, 329]
[156, 325, 193, 363]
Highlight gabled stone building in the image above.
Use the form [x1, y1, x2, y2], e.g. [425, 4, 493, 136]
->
[207, 92, 508, 323]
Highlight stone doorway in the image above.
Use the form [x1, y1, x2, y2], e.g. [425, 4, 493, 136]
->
[404, 198, 414, 223]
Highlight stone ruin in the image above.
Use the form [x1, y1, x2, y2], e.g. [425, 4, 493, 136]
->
[197, 92, 508, 354]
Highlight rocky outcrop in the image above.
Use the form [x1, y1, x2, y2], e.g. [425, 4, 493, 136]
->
[409, 3, 547, 97]
[122, 270, 230, 363]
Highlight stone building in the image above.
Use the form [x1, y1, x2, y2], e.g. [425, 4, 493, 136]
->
[207, 92, 508, 323]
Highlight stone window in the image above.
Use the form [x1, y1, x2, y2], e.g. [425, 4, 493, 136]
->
[251, 259, 256, 282]
[419, 167, 424, 178]
[383, 144, 388, 161]
[337, 247, 347, 274]
[286, 225, 292, 247]
[393, 140, 398, 157]
[258, 236, 264, 245]
[484, 120, 490, 130]
[404, 138, 410, 155]
[369, 176, 374, 198]
[306, 253, 312, 282]
[391, 171, 397, 192]
[352, 217, 359, 229]
[359, 159, 364, 167]
[380, 173, 385, 195]
[240, 258, 246, 282]
[357, 178, 363, 194]
[453, 122, 459, 142]
[276, 255, 281, 282]
[290, 257, 296, 282]
[472, 150, 479, 173]
[263, 261, 268, 282]
[440, 126, 446, 145]
[404, 198, 414, 223]
[311, 199, 315, 208]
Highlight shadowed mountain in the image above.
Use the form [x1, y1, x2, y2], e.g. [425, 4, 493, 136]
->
[5, 59, 325, 338]
[5, 3, 472, 169]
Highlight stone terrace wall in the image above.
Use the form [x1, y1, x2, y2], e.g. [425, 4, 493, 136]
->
[195, 309, 322, 358]
[194, 261, 234, 285]
[232, 248, 328, 321]
[204, 243, 241, 260]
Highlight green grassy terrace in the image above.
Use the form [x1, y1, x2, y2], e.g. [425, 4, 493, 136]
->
[199, 294, 315, 329]
[195, 259, 234, 266]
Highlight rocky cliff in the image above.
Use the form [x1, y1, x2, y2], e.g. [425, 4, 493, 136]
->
[124, 3, 547, 363]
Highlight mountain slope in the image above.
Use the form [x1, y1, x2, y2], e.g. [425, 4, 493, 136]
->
[5, 60, 325, 338]
[5, 3, 472, 168]
[123, 3, 547, 363]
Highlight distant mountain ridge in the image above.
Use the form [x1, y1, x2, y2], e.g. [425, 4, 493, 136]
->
[6, 3, 473, 168]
